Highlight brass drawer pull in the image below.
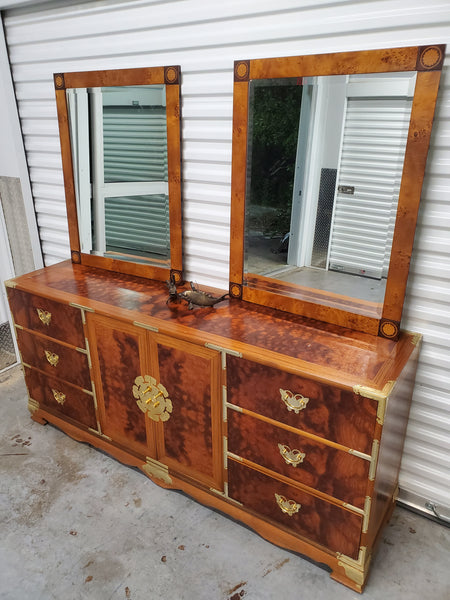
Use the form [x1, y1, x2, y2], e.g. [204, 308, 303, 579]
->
[278, 443, 306, 467]
[279, 388, 309, 413]
[44, 350, 59, 367]
[37, 308, 52, 326]
[52, 389, 66, 405]
[133, 375, 173, 422]
[275, 493, 301, 516]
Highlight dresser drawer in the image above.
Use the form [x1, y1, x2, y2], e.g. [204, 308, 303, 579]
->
[227, 356, 377, 455]
[7, 288, 85, 347]
[227, 409, 369, 509]
[23, 366, 97, 430]
[17, 328, 91, 390]
[228, 460, 362, 559]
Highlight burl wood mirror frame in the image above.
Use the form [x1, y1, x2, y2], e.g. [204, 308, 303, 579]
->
[54, 66, 183, 283]
[229, 45, 444, 339]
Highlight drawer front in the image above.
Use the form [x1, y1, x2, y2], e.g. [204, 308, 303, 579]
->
[228, 460, 362, 559]
[17, 328, 91, 390]
[228, 410, 369, 509]
[23, 365, 97, 430]
[7, 288, 85, 347]
[227, 356, 377, 455]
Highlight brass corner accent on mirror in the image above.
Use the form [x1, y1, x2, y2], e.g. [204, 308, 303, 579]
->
[55, 65, 183, 282]
[229, 45, 445, 336]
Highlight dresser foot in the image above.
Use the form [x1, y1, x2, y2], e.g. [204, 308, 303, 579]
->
[31, 412, 48, 426]
[330, 566, 365, 593]
[28, 400, 48, 425]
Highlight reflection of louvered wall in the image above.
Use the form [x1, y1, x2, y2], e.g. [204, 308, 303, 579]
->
[103, 107, 169, 256]
[103, 107, 168, 183]
[329, 97, 412, 279]
[104, 194, 170, 257]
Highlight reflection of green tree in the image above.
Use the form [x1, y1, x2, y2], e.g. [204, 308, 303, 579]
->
[248, 83, 302, 237]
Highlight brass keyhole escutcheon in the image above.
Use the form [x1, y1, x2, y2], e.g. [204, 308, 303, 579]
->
[133, 375, 172, 422]
[52, 389, 66, 405]
[45, 350, 59, 367]
[37, 308, 52, 326]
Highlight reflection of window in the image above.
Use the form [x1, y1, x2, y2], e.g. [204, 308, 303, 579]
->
[67, 85, 170, 262]
[246, 79, 302, 238]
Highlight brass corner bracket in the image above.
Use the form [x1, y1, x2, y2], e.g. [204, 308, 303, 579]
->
[353, 380, 395, 403]
[28, 397, 40, 415]
[336, 546, 370, 588]
[353, 380, 395, 425]
[142, 457, 172, 485]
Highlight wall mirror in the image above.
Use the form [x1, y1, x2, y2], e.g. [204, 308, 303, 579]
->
[230, 46, 444, 338]
[54, 66, 183, 283]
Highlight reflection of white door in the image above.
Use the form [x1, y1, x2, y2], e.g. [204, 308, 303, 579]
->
[292, 73, 416, 279]
[67, 86, 170, 259]
[328, 93, 414, 279]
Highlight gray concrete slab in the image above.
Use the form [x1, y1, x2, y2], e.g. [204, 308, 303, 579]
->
[1, 366, 449, 600]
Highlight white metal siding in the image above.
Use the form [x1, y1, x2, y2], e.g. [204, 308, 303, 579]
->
[3, 0, 450, 519]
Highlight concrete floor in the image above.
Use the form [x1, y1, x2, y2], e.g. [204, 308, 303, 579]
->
[1, 365, 449, 600]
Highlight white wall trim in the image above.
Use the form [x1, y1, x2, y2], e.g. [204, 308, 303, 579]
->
[0, 14, 43, 269]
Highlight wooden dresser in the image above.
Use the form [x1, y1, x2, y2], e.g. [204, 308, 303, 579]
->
[6, 260, 420, 592]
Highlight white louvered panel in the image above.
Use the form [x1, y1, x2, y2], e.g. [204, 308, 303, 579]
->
[4, 0, 450, 520]
[329, 97, 412, 278]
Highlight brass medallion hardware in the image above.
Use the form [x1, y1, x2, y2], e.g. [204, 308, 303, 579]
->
[52, 388, 66, 405]
[36, 308, 52, 326]
[275, 493, 301, 516]
[279, 389, 309, 413]
[278, 443, 306, 467]
[133, 375, 172, 422]
[44, 350, 59, 367]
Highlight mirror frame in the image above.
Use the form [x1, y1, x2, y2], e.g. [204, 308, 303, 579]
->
[229, 45, 445, 338]
[54, 65, 183, 283]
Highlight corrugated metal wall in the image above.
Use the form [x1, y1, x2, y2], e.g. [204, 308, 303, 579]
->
[3, 0, 450, 517]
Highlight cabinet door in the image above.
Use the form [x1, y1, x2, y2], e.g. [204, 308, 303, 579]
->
[87, 315, 223, 490]
[87, 314, 155, 457]
[151, 333, 223, 490]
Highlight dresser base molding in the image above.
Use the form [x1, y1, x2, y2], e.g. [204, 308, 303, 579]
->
[27, 402, 401, 592]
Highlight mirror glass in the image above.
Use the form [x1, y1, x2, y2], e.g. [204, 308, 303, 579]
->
[67, 84, 171, 266]
[244, 71, 417, 308]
